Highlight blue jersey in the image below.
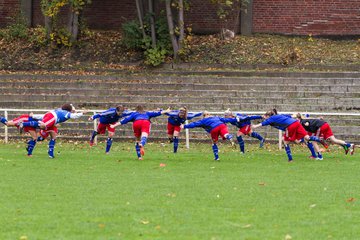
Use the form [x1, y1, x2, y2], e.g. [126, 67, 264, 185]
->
[222, 114, 262, 128]
[261, 114, 296, 131]
[92, 108, 132, 124]
[184, 116, 227, 133]
[52, 109, 83, 124]
[166, 111, 202, 126]
[120, 111, 162, 125]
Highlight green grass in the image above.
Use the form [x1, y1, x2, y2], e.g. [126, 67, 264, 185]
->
[0, 141, 359, 240]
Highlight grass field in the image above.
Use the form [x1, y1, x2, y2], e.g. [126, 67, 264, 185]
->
[0, 141, 359, 240]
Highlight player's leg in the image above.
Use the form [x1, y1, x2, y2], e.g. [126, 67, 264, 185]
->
[48, 131, 57, 158]
[26, 129, 38, 156]
[0, 116, 8, 125]
[328, 136, 354, 155]
[105, 131, 115, 154]
[237, 131, 245, 154]
[173, 130, 180, 153]
[249, 129, 265, 148]
[283, 138, 293, 162]
[210, 129, 220, 161]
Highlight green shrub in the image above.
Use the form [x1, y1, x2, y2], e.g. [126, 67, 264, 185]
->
[144, 46, 167, 66]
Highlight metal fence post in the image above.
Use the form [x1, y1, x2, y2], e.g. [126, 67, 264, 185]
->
[278, 130, 282, 150]
[185, 120, 190, 149]
[4, 110, 8, 143]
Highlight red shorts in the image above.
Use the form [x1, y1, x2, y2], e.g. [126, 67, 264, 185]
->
[133, 120, 151, 138]
[39, 128, 57, 139]
[42, 112, 56, 129]
[238, 125, 251, 135]
[97, 123, 115, 134]
[317, 123, 333, 140]
[13, 114, 35, 133]
[167, 123, 181, 135]
[210, 124, 229, 142]
[283, 121, 308, 142]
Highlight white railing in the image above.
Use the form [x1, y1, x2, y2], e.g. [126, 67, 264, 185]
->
[1, 109, 360, 149]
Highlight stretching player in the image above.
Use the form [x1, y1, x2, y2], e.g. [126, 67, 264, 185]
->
[88, 105, 131, 154]
[20, 104, 84, 158]
[222, 109, 265, 154]
[295, 113, 355, 158]
[165, 107, 202, 153]
[2, 113, 43, 156]
[180, 111, 233, 161]
[111, 106, 171, 160]
[251, 109, 324, 162]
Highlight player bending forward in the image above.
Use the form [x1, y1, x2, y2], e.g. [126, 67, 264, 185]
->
[222, 109, 265, 154]
[251, 109, 325, 162]
[111, 106, 171, 160]
[181, 111, 233, 161]
[88, 105, 131, 154]
[20, 104, 84, 158]
[296, 113, 355, 159]
[165, 107, 202, 153]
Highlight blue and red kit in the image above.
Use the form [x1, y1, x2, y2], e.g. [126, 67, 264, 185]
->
[166, 111, 202, 134]
[92, 108, 131, 134]
[120, 111, 163, 137]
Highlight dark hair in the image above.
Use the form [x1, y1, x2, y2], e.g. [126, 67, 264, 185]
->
[116, 105, 125, 112]
[265, 108, 278, 117]
[61, 104, 73, 112]
[135, 105, 145, 113]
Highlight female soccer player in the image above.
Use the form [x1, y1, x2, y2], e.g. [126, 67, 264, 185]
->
[20, 104, 84, 158]
[180, 111, 233, 161]
[88, 105, 131, 154]
[222, 109, 265, 154]
[165, 107, 202, 153]
[296, 113, 355, 158]
[2, 113, 43, 156]
[251, 109, 324, 162]
[110, 106, 171, 160]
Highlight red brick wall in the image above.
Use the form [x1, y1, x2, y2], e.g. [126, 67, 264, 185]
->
[1, 0, 359, 36]
[253, 0, 360, 35]
[0, 0, 20, 27]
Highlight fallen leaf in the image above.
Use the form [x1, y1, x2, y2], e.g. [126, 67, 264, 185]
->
[347, 197, 356, 203]
[285, 234, 292, 240]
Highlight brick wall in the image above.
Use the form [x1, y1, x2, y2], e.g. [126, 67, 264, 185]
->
[1, 0, 359, 36]
[253, 0, 360, 36]
[0, 0, 20, 27]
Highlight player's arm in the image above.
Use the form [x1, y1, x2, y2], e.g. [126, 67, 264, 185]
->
[69, 112, 84, 119]
[187, 112, 202, 120]
[182, 120, 203, 129]
[219, 117, 235, 124]
[166, 111, 180, 117]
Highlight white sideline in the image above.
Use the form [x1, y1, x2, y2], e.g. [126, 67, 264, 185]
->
[1, 109, 360, 149]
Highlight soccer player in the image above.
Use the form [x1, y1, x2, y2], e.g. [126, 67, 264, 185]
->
[295, 113, 355, 158]
[2, 113, 43, 156]
[88, 105, 131, 154]
[251, 109, 324, 162]
[180, 111, 233, 161]
[20, 104, 84, 158]
[222, 109, 265, 154]
[165, 107, 202, 153]
[110, 105, 171, 160]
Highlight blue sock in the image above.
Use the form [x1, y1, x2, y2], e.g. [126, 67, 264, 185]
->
[22, 121, 39, 128]
[0, 116, 7, 125]
[237, 136, 245, 153]
[212, 144, 219, 160]
[27, 139, 37, 155]
[309, 136, 321, 143]
[307, 142, 317, 158]
[299, 138, 305, 143]
[284, 144, 293, 161]
[226, 133, 233, 141]
[48, 139, 56, 158]
[141, 136, 147, 146]
[106, 138, 113, 153]
[317, 152, 323, 159]
[37, 136, 45, 141]
[173, 136, 179, 153]
[90, 131, 98, 142]
[344, 143, 351, 148]
[251, 132, 264, 141]
[135, 143, 141, 158]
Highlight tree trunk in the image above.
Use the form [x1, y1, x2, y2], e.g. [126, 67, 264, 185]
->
[149, 0, 157, 48]
[67, 5, 80, 42]
[44, 15, 52, 40]
[178, 0, 184, 50]
[135, 0, 146, 39]
[165, 0, 179, 58]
